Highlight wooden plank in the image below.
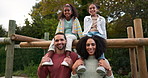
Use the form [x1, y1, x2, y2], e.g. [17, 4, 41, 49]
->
[0, 38, 11, 44]
[19, 38, 148, 48]
[134, 18, 148, 78]
[127, 27, 138, 78]
[11, 34, 45, 42]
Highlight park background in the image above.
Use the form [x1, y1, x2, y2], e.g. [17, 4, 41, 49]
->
[0, 0, 148, 78]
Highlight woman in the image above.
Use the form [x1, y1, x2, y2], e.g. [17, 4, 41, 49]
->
[71, 35, 114, 78]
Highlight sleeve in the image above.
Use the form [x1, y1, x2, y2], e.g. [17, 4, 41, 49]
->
[83, 16, 87, 36]
[101, 17, 107, 39]
[70, 52, 78, 63]
[105, 74, 114, 78]
[55, 20, 63, 34]
[75, 18, 83, 38]
[70, 72, 79, 78]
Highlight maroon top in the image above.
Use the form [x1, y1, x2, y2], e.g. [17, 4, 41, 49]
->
[38, 52, 78, 78]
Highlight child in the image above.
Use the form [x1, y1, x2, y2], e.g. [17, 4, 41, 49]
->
[42, 4, 83, 67]
[77, 3, 107, 75]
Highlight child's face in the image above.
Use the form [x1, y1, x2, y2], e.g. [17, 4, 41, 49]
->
[86, 38, 96, 56]
[88, 4, 98, 16]
[64, 7, 72, 18]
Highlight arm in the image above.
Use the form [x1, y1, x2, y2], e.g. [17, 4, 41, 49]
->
[101, 17, 107, 39]
[83, 16, 88, 36]
[71, 59, 84, 78]
[99, 59, 114, 78]
[55, 19, 64, 34]
[74, 18, 83, 38]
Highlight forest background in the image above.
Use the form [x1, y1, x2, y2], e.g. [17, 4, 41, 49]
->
[0, 0, 148, 77]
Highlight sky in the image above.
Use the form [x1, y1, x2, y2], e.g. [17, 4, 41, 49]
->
[0, 0, 40, 31]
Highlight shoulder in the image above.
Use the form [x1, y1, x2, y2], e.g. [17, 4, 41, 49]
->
[98, 15, 105, 20]
[73, 17, 79, 21]
[70, 52, 78, 56]
[70, 52, 78, 60]
[84, 16, 91, 19]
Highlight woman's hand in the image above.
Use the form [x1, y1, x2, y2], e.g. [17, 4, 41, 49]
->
[98, 59, 112, 76]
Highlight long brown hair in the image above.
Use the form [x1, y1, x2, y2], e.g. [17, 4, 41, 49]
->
[58, 4, 78, 20]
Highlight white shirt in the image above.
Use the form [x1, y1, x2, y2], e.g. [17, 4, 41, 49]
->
[83, 14, 107, 39]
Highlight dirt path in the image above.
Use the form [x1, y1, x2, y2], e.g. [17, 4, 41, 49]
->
[0, 76, 28, 78]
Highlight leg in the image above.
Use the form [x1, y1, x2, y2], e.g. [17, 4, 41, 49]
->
[61, 34, 77, 66]
[96, 53, 106, 75]
[65, 34, 77, 51]
[76, 58, 86, 73]
[42, 39, 55, 65]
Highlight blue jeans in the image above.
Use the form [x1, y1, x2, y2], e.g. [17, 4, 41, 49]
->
[86, 31, 105, 39]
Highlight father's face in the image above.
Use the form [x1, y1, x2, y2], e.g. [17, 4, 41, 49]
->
[54, 34, 67, 50]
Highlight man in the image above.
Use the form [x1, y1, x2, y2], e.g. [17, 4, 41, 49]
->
[37, 33, 78, 78]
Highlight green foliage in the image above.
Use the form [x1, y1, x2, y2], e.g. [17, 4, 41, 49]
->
[0, 45, 6, 76]
[13, 48, 44, 71]
[13, 61, 38, 78]
[105, 48, 130, 75]
[0, 25, 6, 37]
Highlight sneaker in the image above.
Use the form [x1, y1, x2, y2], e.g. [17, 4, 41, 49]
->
[61, 61, 69, 66]
[42, 58, 53, 66]
[76, 65, 86, 73]
[96, 66, 106, 76]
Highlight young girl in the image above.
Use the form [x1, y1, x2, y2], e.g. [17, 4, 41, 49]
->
[42, 4, 83, 66]
[71, 35, 114, 78]
[77, 3, 107, 75]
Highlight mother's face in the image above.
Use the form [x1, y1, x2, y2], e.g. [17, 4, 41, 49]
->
[86, 38, 96, 56]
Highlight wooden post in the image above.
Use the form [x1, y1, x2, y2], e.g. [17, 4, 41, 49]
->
[127, 27, 138, 78]
[5, 20, 16, 78]
[43, 32, 49, 54]
[134, 18, 148, 78]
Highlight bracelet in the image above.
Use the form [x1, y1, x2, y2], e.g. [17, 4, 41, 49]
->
[107, 68, 112, 71]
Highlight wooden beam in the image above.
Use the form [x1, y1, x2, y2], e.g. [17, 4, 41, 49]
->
[19, 38, 148, 48]
[11, 34, 45, 42]
[134, 18, 148, 78]
[0, 38, 11, 44]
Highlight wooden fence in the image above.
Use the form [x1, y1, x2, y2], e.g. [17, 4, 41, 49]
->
[0, 19, 148, 78]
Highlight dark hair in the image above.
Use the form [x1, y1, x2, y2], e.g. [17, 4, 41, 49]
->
[87, 3, 100, 12]
[76, 35, 106, 60]
[93, 3, 100, 9]
[58, 4, 78, 20]
[54, 32, 67, 40]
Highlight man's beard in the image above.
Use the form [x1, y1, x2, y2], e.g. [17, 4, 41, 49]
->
[56, 44, 66, 50]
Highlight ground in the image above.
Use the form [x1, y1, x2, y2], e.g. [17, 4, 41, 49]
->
[0, 76, 27, 78]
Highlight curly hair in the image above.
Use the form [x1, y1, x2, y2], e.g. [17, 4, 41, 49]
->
[58, 4, 78, 20]
[76, 35, 106, 60]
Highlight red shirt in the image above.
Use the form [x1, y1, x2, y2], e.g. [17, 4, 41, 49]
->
[38, 52, 78, 78]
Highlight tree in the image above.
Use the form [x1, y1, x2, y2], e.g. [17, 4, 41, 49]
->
[0, 25, 6, 37]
